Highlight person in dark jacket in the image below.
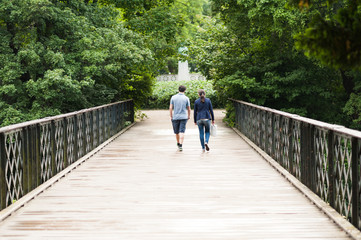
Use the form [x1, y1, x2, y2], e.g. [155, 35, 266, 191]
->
[194, 89, 215, 152]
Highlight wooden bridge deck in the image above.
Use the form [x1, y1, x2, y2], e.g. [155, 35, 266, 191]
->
[0, 110, 354, 239]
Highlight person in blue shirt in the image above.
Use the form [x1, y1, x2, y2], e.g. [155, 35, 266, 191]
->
[169, 85, 191, 151]
[194, 89, 215, 152]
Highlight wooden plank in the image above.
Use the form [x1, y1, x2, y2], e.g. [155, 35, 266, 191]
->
[0, 110, 355, 239]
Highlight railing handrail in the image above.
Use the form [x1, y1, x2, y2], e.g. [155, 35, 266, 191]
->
[0, 99, 132, 133]
[230, 98, 361, 138]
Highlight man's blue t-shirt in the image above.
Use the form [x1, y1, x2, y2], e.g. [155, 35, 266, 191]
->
[170, 93, 190, 120]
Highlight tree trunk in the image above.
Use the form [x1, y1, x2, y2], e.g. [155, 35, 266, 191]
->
[340, 70, 355, 96]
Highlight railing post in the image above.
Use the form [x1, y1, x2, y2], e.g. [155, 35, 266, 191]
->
[238, 103, 242, 132]
[0, 133, 6, 209]
[74, 115, 79, 162]
[90, 112, 94, 152]
[113, 104, 117, 134]
[51, 121, 56, 177]
[117, 103, 121, 131]
[232, 101, 237, 129]
[35, 124, 41, 188]
[351, 137, 359, 227]
[271, 112, 275, 159]
[328, 130, 335, 208]
[309, 125, 316, 192]
[96, 110, 100, 147]
[23, 127, 30, 195]
[288, 119, 294, 175]
[82, 113, 86, 157]
[236, 102, 240, 131]
[22, 127, 29, 195]
[63, 118, 68, 168]
[101, 108, 105, 143]
[129, 100, 135, 123]
[300, 122, 316, 191]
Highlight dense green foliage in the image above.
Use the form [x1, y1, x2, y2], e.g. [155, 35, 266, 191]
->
[0, 0, 215, 126]
[2, 0, 361, 130]
[185, 0, 361, 129]
[290, 0, 361, 70]
[145, 80, 219, 109]
[0, 0, 154, 126]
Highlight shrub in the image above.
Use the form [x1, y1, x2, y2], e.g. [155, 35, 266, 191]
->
[144, 80, 221, 109]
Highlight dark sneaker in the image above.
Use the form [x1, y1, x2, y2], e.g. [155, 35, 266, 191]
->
[205, 143, 210, 151]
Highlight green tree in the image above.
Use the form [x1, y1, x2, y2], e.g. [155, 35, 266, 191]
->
[191, 0, 348, 125]
[289, 0, 361, 128]
[0, 0, 154, 126]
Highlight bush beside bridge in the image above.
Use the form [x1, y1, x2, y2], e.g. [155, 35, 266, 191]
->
[144, 80, 222, 109]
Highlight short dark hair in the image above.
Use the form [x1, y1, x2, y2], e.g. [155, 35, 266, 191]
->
[178, 85, 186, 92]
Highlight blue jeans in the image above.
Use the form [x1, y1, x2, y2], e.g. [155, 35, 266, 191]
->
[197, 119, 211, 149]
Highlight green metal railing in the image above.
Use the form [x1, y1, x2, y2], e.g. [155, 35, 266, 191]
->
[231, 99, 361, 230]
[0, 100, 134, 210]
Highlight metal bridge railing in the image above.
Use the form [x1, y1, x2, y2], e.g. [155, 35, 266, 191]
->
[230, 99, 361, 230]
[0, 100, 134, 210]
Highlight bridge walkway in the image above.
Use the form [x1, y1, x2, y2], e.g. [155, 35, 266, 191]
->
[0, 110, 352, 239]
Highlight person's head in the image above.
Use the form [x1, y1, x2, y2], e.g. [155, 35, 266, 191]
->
[198, 89, 206, 102]
[178, 85, 187, 93]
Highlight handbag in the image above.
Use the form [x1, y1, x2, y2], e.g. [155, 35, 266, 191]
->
[210, 124, 217, 137]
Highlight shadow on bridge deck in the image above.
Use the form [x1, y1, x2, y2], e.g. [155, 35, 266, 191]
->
[0, 110, 354, 239]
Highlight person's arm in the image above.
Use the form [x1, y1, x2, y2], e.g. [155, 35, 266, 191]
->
[186, 98, 191, 120]
[209, 100, 215, 124]
[193, 101, 197, 124]
[169, 103, 173, 120]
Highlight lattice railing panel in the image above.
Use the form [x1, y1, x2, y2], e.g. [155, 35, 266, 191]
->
[54, 120, 64, 172]
[291, 120, 301, 179]
[260, 110, 266, 151]
[99, 109, 104, 144]
[255, 109, 261, 146]
[315, 128, 329, 202]
[281, 117, 290, 170]
[84, 112, 92, 153]
[266, 111, 273, 156]
[333, 133, 352, 219]
[105, 107, 110, 140]
[273, 115, 281, 163]
[4, 131, 23, 206]
[66, 117, 75, 165]
[76, 114, 84, 159]
[40, 123, 52, 182]
[92, 110, 98, 148]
